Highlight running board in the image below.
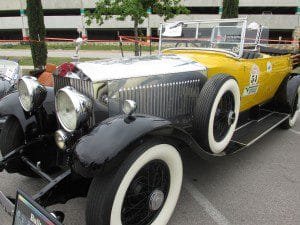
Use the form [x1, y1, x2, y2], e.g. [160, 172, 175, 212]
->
[225, 111, 289, 154]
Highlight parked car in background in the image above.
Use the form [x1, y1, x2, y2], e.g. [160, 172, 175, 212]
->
[0, 59, 21, 129]
[0, 59, 20, 98]
[0, 18, 299, 225]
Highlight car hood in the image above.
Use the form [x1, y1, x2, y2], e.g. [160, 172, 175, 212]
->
[75, 54, 206, 82]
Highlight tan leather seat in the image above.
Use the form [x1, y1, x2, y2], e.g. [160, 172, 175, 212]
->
[38, 63, 56, 87]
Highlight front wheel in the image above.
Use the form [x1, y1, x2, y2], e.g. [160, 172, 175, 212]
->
[85, 140, 183, 225]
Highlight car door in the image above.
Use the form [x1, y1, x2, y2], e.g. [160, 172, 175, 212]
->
[240, 55, 291, 111]
[240, 57, 273, 110]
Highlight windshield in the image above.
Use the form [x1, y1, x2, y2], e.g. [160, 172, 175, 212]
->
[159, 18, 253, 58]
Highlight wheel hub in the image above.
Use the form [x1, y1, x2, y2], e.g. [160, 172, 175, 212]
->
[227, 110, 236, 126]
[149, 189, 165, 211]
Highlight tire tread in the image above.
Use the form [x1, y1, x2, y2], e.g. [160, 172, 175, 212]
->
[194, 74, 235, 151]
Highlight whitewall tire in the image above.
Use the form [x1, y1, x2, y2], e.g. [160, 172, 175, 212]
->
[86, 141, 183, 225]
[285, 86, 300, 128]
[194, 74, 240, 154]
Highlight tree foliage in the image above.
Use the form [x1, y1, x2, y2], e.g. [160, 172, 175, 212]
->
[86, 0, 189, 55]
[221, 0, 239, 19]
[26, 0, 48, 68]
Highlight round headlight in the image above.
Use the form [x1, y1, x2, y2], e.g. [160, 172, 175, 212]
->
[18, 76, 47, 112]
[55, 86, 92, 132]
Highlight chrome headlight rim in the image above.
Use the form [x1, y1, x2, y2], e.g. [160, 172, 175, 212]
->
[55, 86, 92, 132]
[54, 129, 72, 150]
[18, 75, 47, 112]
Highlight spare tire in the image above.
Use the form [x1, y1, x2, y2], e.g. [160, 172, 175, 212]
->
[194, 74, 240, 154]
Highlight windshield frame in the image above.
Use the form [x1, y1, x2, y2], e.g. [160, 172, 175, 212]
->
[159, 18, 248, 58]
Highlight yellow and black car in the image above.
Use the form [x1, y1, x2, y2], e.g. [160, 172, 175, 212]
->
[0, 18, 299, 225]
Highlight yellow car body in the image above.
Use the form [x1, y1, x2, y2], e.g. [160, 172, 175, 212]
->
[164, 49, 293, 112]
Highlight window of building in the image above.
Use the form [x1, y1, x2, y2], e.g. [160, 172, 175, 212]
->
[46, 29, 78, 38]
[239, 7, 297, 15]
[0, 29, 22, 40]
[0, 10, 20, 17]
[186, 7, 219, 14]
[43, 9, 80, 16]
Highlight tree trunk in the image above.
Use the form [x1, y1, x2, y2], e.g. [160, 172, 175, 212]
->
[222, 0, 239, 19]
[134, 18, 139, 56]
[26, 0, 48, 68]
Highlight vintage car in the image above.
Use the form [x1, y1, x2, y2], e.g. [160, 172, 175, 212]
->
[0, 18, 299, 225]
[0, 58, 20, 98]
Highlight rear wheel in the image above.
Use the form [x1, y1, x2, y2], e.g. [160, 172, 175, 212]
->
[194, 74, 240, 154]
[0, 116, 36, 177]
[281, 86, 300, 129]
[85, 140, 183, 225]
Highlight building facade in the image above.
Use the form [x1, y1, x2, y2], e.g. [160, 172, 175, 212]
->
[0, 0, 299, 41]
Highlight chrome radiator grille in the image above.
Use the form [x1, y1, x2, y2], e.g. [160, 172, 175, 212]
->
[118, 79, 203, 124]
[54, 75, 94, 99]
[54, 75, 95, 126]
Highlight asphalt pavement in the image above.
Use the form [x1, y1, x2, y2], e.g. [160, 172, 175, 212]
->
[0, 118, 299, 225]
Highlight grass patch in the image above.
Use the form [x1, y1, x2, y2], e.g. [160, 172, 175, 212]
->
[0, 43, 157, 52]
[4, 56, 96, 66]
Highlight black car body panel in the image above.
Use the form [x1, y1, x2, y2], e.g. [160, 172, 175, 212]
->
[73, 114, 173, 177]
[0, 88, 56, 137]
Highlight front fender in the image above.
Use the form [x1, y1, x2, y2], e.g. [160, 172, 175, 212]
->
[0, 91, 35, 132]
[0, 87, 56, 135]
[72, 114, 172, 177]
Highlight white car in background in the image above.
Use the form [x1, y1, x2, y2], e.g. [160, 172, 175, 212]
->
[0, 59, 21, 98]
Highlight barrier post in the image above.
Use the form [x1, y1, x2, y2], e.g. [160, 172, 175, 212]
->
[19, 0, 29, 41]
[118, 32, 124, 58]
[218, 0, 223, 15]
[80, 0, 88, 40]
[147, 8, 152, 43]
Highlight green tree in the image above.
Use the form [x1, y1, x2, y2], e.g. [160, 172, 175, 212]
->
[221, 0, 239, 19]
[26, 0, 47, 68]
[86, 0, 189, 56]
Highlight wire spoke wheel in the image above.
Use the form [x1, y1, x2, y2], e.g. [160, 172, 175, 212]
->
[121, 160, 170, 225]
[86, 142, 183, 225]
[213, 91, 235, 142]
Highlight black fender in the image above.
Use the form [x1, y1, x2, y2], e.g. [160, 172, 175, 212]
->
[0, 87, 56, 136]
[72, 114, 215, 178]
[275, 73, 300, 113]
[72, 114, 173, 177]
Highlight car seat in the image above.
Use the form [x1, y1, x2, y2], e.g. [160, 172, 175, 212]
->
[242, 51, 261, 59]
